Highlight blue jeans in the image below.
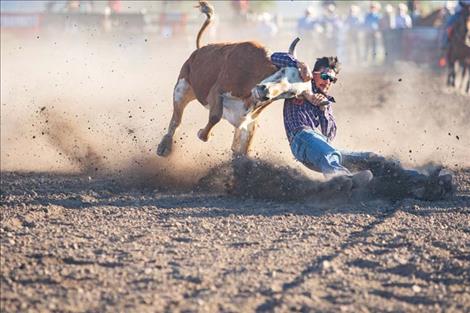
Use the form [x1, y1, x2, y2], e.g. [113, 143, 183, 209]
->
[290, 129, 350, 177]
[290, 129, 423, 180]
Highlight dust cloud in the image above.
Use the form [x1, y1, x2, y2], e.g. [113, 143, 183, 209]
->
[1, 27, 469, 195]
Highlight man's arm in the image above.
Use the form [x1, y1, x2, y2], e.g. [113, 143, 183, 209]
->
[301, 90, 330, 108]
[271, 52, 312, 81]
[270, 52, 298, 68]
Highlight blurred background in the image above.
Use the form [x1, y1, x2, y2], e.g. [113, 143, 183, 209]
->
[1, 0, 462, 68]
[1, 0, 469, 183]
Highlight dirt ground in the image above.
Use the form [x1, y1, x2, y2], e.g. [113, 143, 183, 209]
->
[2, 15, 470, 313]
[0, 168, 469, 313]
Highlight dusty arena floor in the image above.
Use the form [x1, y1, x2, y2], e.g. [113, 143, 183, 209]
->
[2, 21, 470, 312]
[1, 169, 470, 312]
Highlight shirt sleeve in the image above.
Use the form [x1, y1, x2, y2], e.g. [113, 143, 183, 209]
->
[323, 104, 337, 142]
[271, 52, 298, 68]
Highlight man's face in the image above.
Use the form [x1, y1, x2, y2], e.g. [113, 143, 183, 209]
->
[312, 67, 337, 93]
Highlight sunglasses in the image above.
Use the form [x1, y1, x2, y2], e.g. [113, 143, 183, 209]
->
[319, 72, 337, 83]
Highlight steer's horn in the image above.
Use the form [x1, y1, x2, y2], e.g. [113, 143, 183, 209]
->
[288, 37, 300, 57]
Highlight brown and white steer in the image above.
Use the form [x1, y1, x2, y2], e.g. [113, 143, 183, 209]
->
[156, 1, 310, 157]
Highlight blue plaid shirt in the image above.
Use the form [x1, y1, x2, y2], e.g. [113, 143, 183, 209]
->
[271, 52, 337, 143]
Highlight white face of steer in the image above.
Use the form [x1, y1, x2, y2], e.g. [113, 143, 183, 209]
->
[252, 67, 311, 102]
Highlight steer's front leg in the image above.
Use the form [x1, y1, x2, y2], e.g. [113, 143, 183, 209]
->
[231, 120, 257, 157]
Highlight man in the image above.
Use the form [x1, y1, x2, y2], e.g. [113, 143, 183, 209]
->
[296, 7, 318, 58]
[270, 52, 373, 188]
[297, 7, 316, 36]
[344, 5, 363, 64]
[441, 0, 470, 50]
[270, 52, 454, 198]
[380, 4, 396, 65]
[318, 4, 341, 56]
[363, 2, 382, 63]
[395, 3, 413, 29]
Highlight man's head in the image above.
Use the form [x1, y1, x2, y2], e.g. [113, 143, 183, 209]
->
[305, 6, 314, 17]
[398, 3, 408, 14]
[370, 2, 381, 13]
[349, 5, 360, 16]
[312, 56, 340, 93]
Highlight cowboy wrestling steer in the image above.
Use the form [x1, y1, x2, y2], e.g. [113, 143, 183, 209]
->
[156, 1, 311, 157]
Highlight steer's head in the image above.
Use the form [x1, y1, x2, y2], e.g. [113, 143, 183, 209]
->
[252, 67, 311, 102]
[252, 37, 311, 102]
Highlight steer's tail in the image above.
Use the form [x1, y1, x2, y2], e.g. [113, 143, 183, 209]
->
[195, 1, 214, 49]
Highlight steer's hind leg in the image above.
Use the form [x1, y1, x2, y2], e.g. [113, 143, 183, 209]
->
[198, 84, 223, 142]
[157, 78, 195, 157]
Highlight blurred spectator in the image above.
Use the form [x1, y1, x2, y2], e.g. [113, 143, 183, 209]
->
[321, 0, 336, 8]
[296, 7, 318, 58]
[297, 7, 316, 37]
[66, 0, 81, 13]
[380, 4, 396, 65]
[344, 5, 363, 64]
[273, 13, 284, 31]
[395, 3, 413, 29]
[407, 0, 421, 24]
[108, 0, 121, 14]
[66, 0, 94, 13]
[318, 4, 341, 56]
[363, 2, 382, 63]
[256, 12, 278, 42]
[445, 0, 469, 28]
[442, 1, 458, 26]
[103, 1, 121, 32]
[231, 0, 249, 23]
[440, 0, 470, 54]
[82, 0, 94, 13]
[45, 1, 62, 12]
[380, 4, 396, 30]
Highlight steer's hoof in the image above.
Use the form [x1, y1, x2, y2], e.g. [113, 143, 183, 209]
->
[156, 135, 173, 157]
[197, 129, 209, 142]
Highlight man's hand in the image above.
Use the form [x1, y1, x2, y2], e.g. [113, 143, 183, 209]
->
[300, 91, 330, 111]
[297, 61, 312, 82]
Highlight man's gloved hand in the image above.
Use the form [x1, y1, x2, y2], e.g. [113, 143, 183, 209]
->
[297, 61, 313, 82]
[300, 90, 330, 111]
